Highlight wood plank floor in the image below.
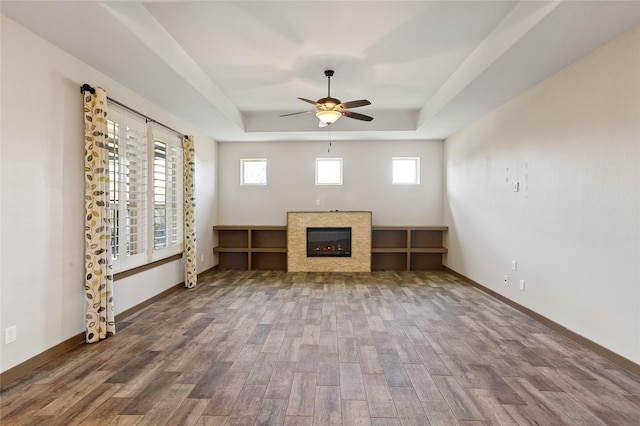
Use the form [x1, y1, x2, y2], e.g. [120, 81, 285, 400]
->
[2, 270, 640, 425]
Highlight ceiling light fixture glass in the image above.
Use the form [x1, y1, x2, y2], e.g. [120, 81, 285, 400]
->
[316, 110, 342, 125]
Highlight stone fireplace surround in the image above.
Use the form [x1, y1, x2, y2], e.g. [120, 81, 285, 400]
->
[287, 211, 372, 272]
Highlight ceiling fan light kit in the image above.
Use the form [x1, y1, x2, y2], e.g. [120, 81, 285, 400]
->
[281, 69, 373, 127]
[316, 110, 342, 125]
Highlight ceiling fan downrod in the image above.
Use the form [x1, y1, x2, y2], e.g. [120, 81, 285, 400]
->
[324, 69, 334, 97]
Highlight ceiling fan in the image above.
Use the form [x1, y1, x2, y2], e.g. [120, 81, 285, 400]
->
[281, 70, 373, 127]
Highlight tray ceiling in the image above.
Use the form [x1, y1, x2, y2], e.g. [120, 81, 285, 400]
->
[2, 1, 639, 142]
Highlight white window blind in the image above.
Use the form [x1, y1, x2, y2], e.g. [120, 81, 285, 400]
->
[168, 144, 183, 247]
[125, 124, 148, 259]
[150, 127, 183, 261]
[107, 108, 148, 272]
[153, 139, 167, 250]
[107, 104, 183, 272]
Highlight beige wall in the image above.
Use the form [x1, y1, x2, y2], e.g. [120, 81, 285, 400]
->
[216, 140, 443, 226]
[444, 26, 640, 363]
[0, 16, 219, 373]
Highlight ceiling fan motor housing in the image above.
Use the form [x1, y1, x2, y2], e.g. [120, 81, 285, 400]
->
[318, 97, 341, 109]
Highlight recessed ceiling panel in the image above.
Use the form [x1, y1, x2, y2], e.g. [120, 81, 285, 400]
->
[3, 0, 639, 142]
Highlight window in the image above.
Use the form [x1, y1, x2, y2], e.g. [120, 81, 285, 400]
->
[392, 157, 420, 184]
[151, 128, 184, 261]
[241, 158, 267, 185]
[107, 105, 183, 273]
[316, 158, 343, 185]
[108, 109, 148, 272]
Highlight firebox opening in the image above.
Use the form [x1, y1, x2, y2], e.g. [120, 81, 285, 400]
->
[307, 227, 352, 257]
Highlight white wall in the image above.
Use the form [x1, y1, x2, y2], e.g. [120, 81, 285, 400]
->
[444, 26, 640, 363]
[217, 140, 443, 226]
[195, 134, 218, 271]
[0, 16, 218, 373]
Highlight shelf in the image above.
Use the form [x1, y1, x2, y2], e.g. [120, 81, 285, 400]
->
[409, 248, 448, 254]
[371, 229, 407, 249]
[371, 226, 448, 271]
[214, 225, 447, 272]
[213, 247, 248, 253]
[410, 253, 444, 270]
[252, 228, 287, 249]
[372, 248, 408, 253]
[218, 252, 248, 270]
[252, 252, 287, 270]
[372, 252, 407, 271]
[214, 226, 287, 271]
[373, 226, 448, 231]
[250, 248, 287, 253]
[410, 229, 444, 249]
[216, 228, 249, 249]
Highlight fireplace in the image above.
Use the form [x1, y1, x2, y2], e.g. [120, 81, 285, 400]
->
[307, 227, 352, 257]
[288, 211, 371, 272]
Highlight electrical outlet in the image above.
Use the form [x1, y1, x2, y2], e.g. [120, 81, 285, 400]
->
[514, 182, 520, 192]
[511, 260, 517, 271]
[519, 280, 525, 291]
[504, 275, 509, 286]
[316, 199, 321, 206]
[200, 254, 204, 262]
[5, 325, 17, 344]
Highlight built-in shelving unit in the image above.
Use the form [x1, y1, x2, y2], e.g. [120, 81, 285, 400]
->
[213, 226, 287, 271]
[213, 225, 447, 271]
[371, 226, 448, 271]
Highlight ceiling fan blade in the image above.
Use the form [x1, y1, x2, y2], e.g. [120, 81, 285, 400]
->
[340, 99, 371, 109]
[298, 97, 319, 106]
[280, 110, 313, 117]
[343, 111, 374, 122]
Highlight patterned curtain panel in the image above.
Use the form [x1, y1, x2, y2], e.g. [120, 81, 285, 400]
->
[83, 86, 116, 342]
[183, 135, 197, 288]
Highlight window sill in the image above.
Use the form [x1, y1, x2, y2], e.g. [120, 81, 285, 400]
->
[113, 253, 183, 281]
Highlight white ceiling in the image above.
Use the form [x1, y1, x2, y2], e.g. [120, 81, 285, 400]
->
[3, 1, 640, 142]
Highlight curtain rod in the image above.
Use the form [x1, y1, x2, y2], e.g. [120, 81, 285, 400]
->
[81, 83, 185, 138]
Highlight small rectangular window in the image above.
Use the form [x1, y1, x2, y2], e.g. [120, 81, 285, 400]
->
[392, 157, 420, 184]
[316, 158, 343, 185]
[241, 158, 267, 185]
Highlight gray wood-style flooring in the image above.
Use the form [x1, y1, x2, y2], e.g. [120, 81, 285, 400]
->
[2, 270, 640, 425]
